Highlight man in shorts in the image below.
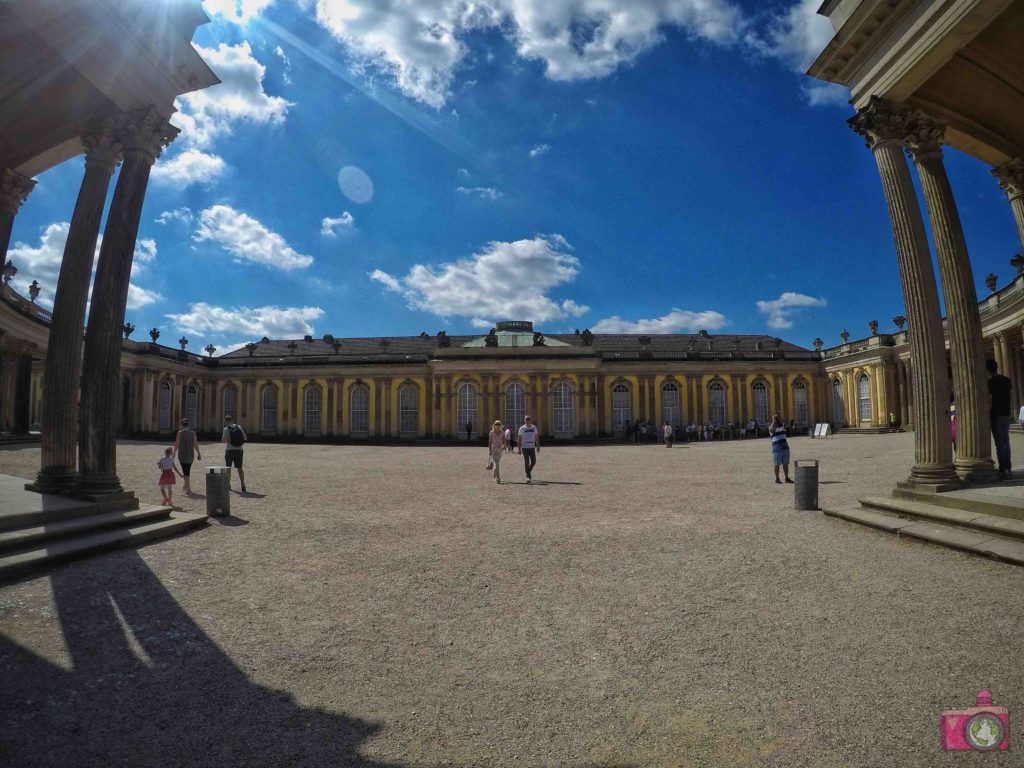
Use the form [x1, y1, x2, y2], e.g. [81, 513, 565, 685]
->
[222, 415, 247, 492]
[518, 415, 540, 483]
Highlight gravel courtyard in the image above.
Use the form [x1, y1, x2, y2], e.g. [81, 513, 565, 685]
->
[2, 433, 1023, 767]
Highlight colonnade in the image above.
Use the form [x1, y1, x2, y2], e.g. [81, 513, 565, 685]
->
[1, 107, 177, 499]
[849, 96, 1024, 489]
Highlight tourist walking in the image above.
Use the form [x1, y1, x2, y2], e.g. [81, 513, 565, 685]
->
[157, 446, 183, 506]
[488, 420, 505, 483]
[987, 359, 1013, 476]
[465, 421, 473, 441]
[519, 415, 540, 483]
[768, 412, 793, 484]
[503, 424, 513, 453]
[663, 421, 673, 448]
[173, 418, 202, 495]
[222, 415, 248, 492]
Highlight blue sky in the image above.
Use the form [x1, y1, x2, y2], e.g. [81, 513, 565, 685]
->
[7, 0, 1021, 354]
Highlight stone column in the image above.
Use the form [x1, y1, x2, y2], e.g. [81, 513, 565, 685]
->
[849, 97, 958, 490]
[904, 113, 996, 481]
[0, 169, 36, 259]
[28, 126, 122, 492]
[899, 361, 910, 427]
[992, 159, 1024, 250]
[997, 333, 1011, 381]
[76, 108, 177, 500]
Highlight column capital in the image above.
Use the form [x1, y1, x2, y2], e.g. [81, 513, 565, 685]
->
[116, 107, 179, 164]
[847, 96, 911, 148]
[992, 158, 1024, 201]
[902, 111, 945, 161]
[81, 118, 124, 172]
[0, 168, 36, 216]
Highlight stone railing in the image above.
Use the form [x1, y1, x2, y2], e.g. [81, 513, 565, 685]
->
[1, 282, 52, 324]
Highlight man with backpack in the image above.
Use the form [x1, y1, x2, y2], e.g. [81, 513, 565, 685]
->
[222, 415, 247, 492]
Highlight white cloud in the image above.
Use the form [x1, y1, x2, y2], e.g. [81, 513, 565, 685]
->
[370, 234, 584, 323]
[174, 41, 292, 148]
[369, 269, 403, 293]
[195, 205, 314, 270]
[755, 0, 850, 107]
[156, 208, 194, 226]
[756, 291, 827, 329]
[321, 211, 355, 236]
[470, 316, 493, 329]
[456, 185, 502, 200]
[802, 80, 849, 107]
[203, 0, 277, 24]
[591, 309, 728, 334]
[457, 167, 470, 177]
[529, 143, 550, 158]
[151, 148, 226, 186]
[273, 44, 293, 84]
[759, 0, 834, 71]
[127, 284, 163, 310]
[166, 302, 324, 337]
[312, 0, 743, 107]
[7, 222, 161, 308]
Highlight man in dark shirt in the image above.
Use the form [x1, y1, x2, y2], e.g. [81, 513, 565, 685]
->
[987, 359, 1013, 476]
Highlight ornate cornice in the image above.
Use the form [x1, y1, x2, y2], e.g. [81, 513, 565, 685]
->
[992, 158, 1024, 201]
[847, 96, 911, 148]
[117, 107, 179, 164]
[0, 168, 36, 216]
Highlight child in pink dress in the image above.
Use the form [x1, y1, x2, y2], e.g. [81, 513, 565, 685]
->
[157, 447, 183, 505]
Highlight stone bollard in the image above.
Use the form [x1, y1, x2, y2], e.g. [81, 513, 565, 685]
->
[794, 459, 819, 511]
[206, 466, 231, 517]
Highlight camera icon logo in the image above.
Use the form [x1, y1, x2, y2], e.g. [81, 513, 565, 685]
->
[939, 690, 1010, 751]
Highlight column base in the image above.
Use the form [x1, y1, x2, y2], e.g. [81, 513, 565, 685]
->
[954, 457, 1000, 484]
[72, 474, 131, 503]
[897, 477, 963, 494]
[24, 467, 78, 495]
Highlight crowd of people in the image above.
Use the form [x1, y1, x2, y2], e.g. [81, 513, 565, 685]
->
[621, 419, 792, 443]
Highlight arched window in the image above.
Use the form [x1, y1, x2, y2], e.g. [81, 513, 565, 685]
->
[661, 380, 680, 427]
[222, 385, 237, 421]
[751, 380, 769, 425]
[612, 382, 631, 432]
[261, 385, 278, 433]
[350, 384, 369, 433]
[552, 381, 574, 434]
[158, 381, 172, 431]
[708, 380, 726, 425]
[457, 382, 478, 438]
[793, 380, 808, 425]
[504, 382, 525, 430]
[858, 373, 872, 424]
[304, 385, 322, 436]
[399, 384, 418, 435]
[831, 378, 844, 424]
[186, 384, 200, 428]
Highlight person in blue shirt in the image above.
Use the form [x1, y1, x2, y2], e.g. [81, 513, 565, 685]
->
[769, 412, 793, 484]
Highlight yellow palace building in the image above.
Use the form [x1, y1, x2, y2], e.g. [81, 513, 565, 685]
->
[4, 288, 1024, 442]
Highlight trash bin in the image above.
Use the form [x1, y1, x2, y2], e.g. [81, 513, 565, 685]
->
[794, 459, 819, 511]
[206, 466, 230, 517]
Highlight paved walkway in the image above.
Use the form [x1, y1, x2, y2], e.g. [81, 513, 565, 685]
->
[1, 434, 1023, 767]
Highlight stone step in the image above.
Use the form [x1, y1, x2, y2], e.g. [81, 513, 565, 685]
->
[0, 505, 172, 556]
[0, 511, 208, 584]
[859, 496, 1024, 540]
[0, 493, 139, 531]
[892, 487, 1024, 522]
[825, 507, 1024, 566]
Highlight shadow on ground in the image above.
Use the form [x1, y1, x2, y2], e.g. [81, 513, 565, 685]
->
[0, 551, 402, 768]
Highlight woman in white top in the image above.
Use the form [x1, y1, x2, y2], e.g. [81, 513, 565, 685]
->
[488, 420, 505, 483]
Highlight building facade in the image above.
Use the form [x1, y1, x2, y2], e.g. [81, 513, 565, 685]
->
[4, 294, 1024, 441]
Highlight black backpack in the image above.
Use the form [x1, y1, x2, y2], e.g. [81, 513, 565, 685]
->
[228, 424, 246, 447]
